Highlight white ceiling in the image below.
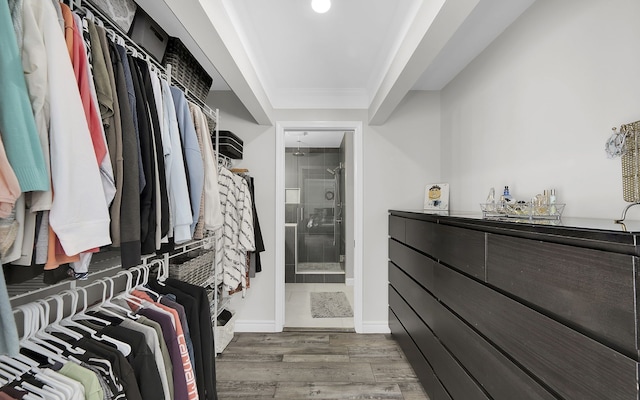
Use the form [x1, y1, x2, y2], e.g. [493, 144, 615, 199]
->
[222, 0, 422, 109]
[135, 0, 536, 125]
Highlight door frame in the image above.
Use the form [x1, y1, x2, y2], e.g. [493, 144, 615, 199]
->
[275, 121, 363, 333]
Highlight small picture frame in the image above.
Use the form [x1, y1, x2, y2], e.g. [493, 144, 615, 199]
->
[424, 183, 449, 211]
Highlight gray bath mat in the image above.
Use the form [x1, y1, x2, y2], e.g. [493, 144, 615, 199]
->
[310, 292, 353, 318]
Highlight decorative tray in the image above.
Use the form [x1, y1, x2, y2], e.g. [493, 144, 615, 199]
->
[480, 202, 565, 220]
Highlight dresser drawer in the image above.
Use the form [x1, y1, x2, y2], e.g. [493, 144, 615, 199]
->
[434, 263, 638, 400]
[389, 309, 440, 397]
[389, 239, 436, 291]
[405, 219, 485, 279]
[389, 285, 489, 400]
[487, 234, 637, 357]
[389, 215, 406, 242]
[390, 262, 555, 400]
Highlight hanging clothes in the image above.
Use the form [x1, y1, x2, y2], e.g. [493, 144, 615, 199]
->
[216, 167, 255, 295]
[148, 277, 218, 400]
[15, 0, 112, 258]
[0, 261, 18, 356]
[69, 14, 116, 277]
[135, 58, 169, 251]
[8, 0, 53, 213]
[113, 44, 142, 269]
[77, 18, 115, 207]
[161, 80, 193, 244]
[245, 175, 265, 274]
[0, 137, 20, 222]
[171, 87, 204, 236]
[0, 0, 49, 193]
[128, 54, 157, 256]
[119, 317, 172, 400]
[130, 289, 198, 400]
[189, 103, 223, 238]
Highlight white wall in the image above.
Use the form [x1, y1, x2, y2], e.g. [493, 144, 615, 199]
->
[363, 91, 440, 330]
[208, 90, 440, 331]
[441, 0, 640, 219]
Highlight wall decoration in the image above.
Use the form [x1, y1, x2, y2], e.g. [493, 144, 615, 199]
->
[424, 183, 449, 211]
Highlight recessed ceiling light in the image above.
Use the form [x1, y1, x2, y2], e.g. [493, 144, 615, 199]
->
[311, 0, 331, 14]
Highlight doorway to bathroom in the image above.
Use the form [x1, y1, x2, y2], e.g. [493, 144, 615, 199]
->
[275, 121, 363, 332]
[286, 131, 346, 283]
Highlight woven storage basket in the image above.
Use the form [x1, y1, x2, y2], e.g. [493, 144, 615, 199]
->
[162, 37, 213, 104]
[215, 312, 235, 354]
[621, 121, 640, 202]
[168, 249, 214, 288]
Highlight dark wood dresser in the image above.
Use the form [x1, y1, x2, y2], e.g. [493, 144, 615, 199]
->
[388, 210, 640, 400]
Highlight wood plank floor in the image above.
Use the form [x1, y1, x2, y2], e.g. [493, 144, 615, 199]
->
[216, 331, 430, 399]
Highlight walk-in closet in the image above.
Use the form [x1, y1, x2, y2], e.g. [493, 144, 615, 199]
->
[3, 0, 638, 399]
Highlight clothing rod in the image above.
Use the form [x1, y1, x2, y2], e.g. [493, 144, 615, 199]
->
[81, 0, 218, 122]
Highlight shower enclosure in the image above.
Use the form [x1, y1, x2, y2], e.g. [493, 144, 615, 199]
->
[284, 132, 346, 283]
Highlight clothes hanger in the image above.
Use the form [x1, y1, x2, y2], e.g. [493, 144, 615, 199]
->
[126, 266, 161, 305]
[63, 287, 132, 357]
[28, 302, 74, 356]
[17, 304, 68, 367]
[33, 300, 84, 356]
[72, 283, 114, 326]
[5, 308, 46, 371]
[105, 28, 117, 43]
[87, 279, 128, 321]
[0, 354, 37, 371]
[155, 257, 169, 286]
[8, 350, 68, 397]
[126, 44, 138, 57]
[19, 380, 59, 400]
[139, 260, 165, 294]
[0, 359, 22, 380]
[100, 277, 140, 320]
[26, 302, 83, 361]
[44, 292, 83, 341]
[113, 268, 146, 312]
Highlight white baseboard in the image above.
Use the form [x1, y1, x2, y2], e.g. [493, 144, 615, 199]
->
[359, 321, 391, 334]
[345, 278, 354, 286]
[233, 319, 389, 334]
[233, 320, 278, 332]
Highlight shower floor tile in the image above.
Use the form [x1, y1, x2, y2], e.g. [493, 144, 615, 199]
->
[297, 262, 344, 274]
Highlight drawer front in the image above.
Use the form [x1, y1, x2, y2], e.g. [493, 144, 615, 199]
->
[405, 219, 485, 279]
[487, 234, 637, 357]
[389, 286, 489, 400]
[390, 263, 556, 400]
[430, 381, 453, 400]
[389, 309, 439, 397]
[389, 239, 436, 291]
[433, 263, 638, 400]
[389, 215, 406, 242]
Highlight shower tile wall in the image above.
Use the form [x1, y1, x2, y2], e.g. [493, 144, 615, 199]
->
[285, 148, 344, 284]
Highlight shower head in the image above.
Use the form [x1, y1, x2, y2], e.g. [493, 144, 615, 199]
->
[327, 163, 343, 175]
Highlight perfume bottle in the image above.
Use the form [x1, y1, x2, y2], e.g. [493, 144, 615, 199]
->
[549, 189, 557, 214]
[503, 186, 513, 203]
[486, 187, 495, 211]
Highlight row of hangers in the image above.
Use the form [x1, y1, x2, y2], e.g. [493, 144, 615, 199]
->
[8, 258, 170, 380]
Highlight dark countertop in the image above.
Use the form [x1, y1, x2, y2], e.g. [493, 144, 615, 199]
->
[389, 210, 640, 256]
